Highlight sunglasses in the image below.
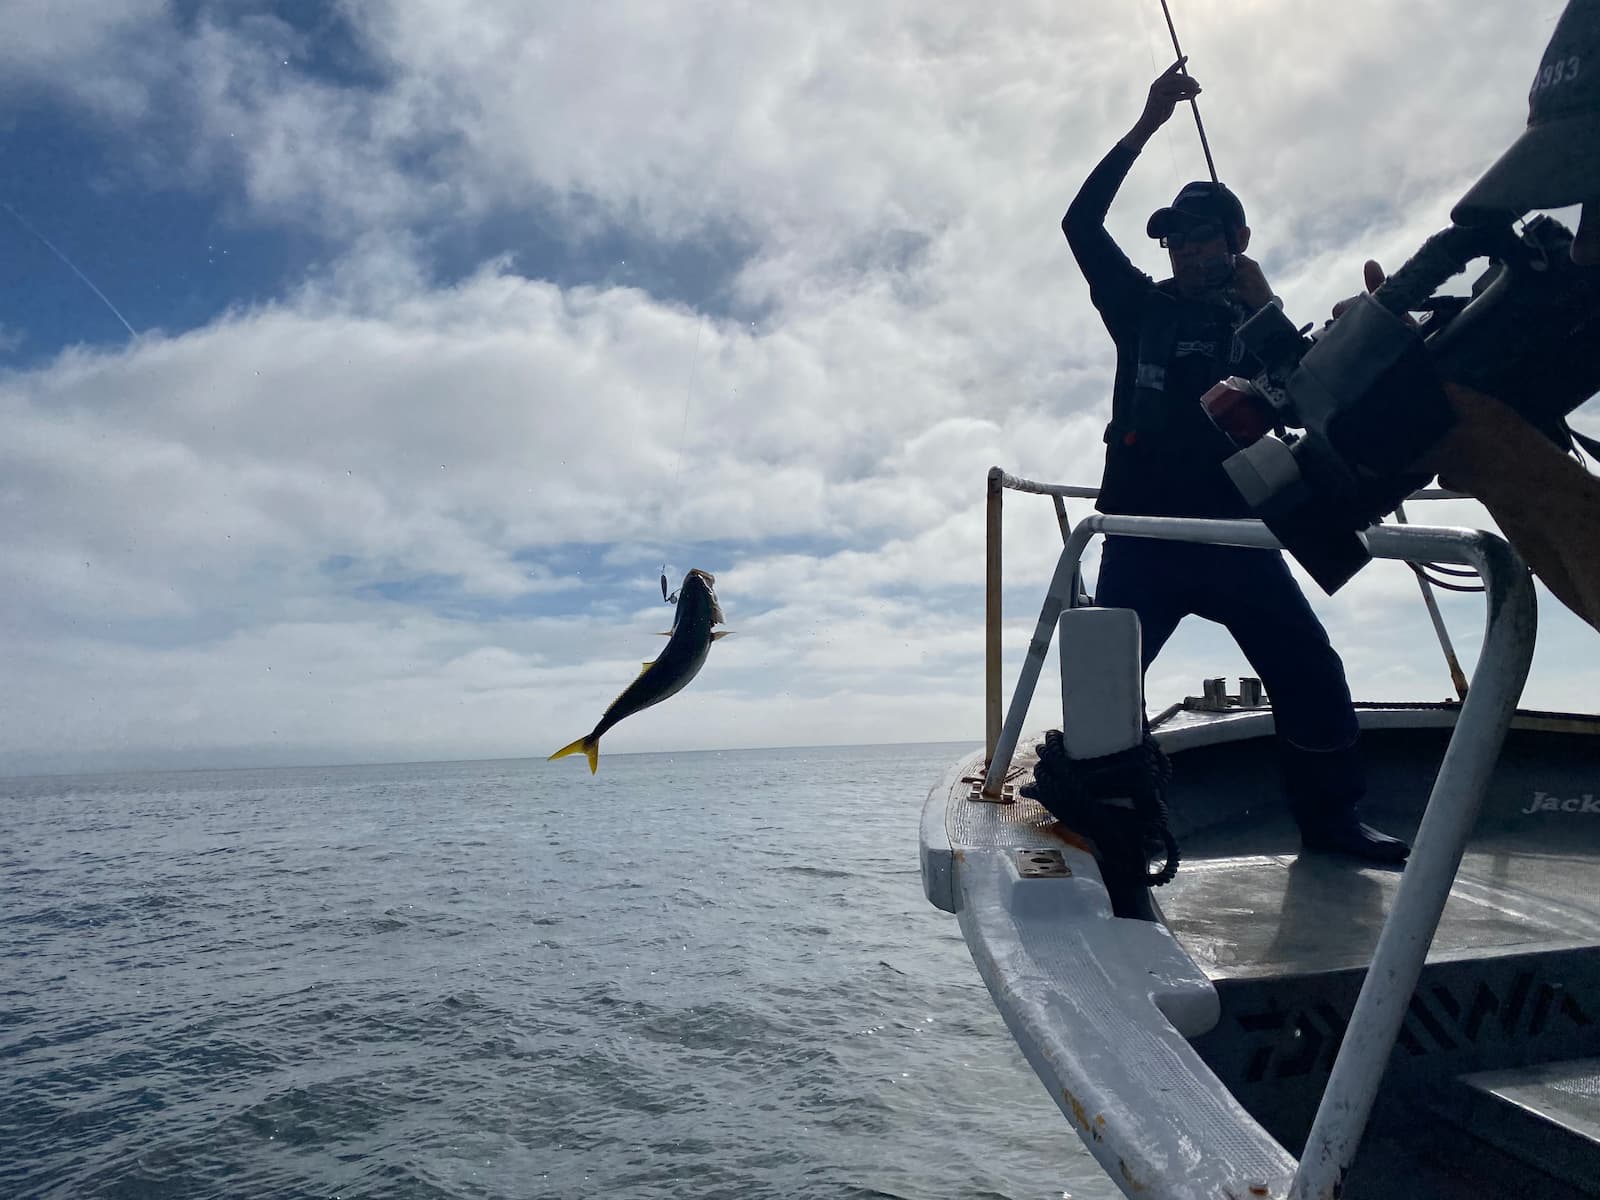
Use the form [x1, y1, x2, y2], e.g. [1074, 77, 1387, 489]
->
[1160, 221, 1225, 250]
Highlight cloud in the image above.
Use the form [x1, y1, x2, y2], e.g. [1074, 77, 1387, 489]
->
[0, 0, 172, 118]
[1, 0, 1591, 772]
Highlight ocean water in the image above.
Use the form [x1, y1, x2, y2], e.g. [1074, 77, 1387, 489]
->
[1, 744, 1121, 1200]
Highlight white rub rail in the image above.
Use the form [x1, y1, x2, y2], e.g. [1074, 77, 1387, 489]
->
[979, 468, 1538, 1200]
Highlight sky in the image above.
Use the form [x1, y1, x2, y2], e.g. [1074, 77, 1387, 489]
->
[2, 0, 1596, 775]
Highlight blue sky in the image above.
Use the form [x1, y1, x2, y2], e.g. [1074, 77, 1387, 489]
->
[2, 0, 1594, 774]
[0, 6, 754, 366]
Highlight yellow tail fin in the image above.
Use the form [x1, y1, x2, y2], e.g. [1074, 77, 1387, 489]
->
[548, 735, 600, 774]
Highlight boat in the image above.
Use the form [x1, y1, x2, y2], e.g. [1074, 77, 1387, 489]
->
[919, 467, 1600, 1200]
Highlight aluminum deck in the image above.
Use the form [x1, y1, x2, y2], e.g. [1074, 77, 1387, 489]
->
[1163, 847, 1600, 982]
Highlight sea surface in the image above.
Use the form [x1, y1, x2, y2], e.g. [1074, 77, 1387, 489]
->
[1, 743, 1121, 1200]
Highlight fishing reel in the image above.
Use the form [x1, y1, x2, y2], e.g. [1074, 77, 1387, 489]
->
[1199, 214, 1600, 592]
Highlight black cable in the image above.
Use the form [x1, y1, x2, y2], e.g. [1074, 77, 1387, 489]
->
[1408, 562, 1485, 593]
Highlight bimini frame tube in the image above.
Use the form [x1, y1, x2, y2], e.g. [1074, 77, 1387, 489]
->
[985, 468, 1004, 768]
[1291, 524, 1535, 1200]
[983, 511, 1537, 1198]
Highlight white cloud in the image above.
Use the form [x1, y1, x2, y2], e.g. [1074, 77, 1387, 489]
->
[0, 0, 170, 118]
[2, 0, 1592, 772]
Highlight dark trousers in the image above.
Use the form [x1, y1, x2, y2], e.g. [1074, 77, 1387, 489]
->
[1094, 536, 1363, 805]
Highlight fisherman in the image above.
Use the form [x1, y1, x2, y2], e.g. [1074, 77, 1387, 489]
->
[1062, 59, 1410, 863]
[1339, 0, 1600, 632]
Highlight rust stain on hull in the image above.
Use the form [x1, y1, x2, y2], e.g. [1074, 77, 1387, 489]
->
[1060, 1088, 1107, 1143]
[1041, 821, 1095, 855]
[1062, 1087, 1092, 1133]
[1062, 1088, 1143, 1193]
[1117, 1156, 1147, 1193]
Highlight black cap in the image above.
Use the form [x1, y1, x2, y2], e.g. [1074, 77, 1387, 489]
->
[1454, 0, 1600, 223]
[1147, 181, 1248, 239]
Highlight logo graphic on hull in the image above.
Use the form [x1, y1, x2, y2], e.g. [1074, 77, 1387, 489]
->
[1521, 791, 1600, 815]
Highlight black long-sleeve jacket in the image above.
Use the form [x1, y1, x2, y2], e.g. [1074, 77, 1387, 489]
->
[1063, 141, 1254, 519]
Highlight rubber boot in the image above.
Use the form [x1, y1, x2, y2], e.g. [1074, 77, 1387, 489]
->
[1281, 740, 1410, 865]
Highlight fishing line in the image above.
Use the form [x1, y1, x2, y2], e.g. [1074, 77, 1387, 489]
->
[1134, 0, 1181, 177]
[1154, 0, 1221, 186]
[660, 312, 707, 605]
[2, 201, 138, 338]
[670, 313, 704, 505]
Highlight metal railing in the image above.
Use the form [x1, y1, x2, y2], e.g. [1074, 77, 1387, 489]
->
[978, 467, 1538, 1200]
[984, 470, 1104, 758]
[982, 468, 1475, 767]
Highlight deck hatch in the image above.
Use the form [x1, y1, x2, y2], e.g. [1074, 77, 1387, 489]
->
[1014, 848, 1070, 878]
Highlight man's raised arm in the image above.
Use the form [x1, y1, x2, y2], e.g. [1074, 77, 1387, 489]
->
[1064, 60, 1200, 322]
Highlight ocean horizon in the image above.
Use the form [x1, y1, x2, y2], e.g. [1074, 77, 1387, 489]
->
[0, 739, 984, 784]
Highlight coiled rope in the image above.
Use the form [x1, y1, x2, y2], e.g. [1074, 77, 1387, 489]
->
[1021, 730, 1181, 887]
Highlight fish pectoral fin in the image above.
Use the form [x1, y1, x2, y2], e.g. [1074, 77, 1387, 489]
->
[657, 632, 672, 636]
[711, 630, 732, 640]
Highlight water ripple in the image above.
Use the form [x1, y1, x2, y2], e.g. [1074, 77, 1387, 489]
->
[1, 747, 1113, 1199]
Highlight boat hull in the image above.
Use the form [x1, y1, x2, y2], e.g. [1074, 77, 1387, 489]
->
[923, 705, 1600, 1199]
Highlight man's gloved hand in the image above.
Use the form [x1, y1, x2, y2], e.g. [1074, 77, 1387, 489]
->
[1231, 253, 1275, 310]
[1130, 58, 1201, 142]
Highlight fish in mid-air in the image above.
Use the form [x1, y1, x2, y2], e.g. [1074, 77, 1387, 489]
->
[549, 569, 728, 773]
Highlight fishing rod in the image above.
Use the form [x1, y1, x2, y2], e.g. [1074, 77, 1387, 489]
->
[1150, 0, 1245, 263]
[1154, 0, 1220, 187]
